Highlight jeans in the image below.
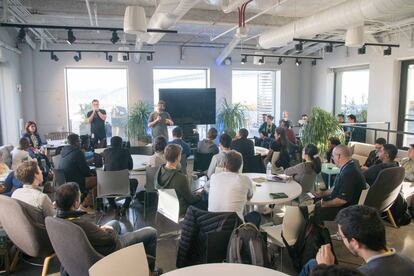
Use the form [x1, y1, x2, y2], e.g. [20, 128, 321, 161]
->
[299, 259, 318, 276]
[105, 220, 157, 271]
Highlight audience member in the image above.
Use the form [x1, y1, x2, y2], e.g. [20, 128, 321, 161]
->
[279, 110, 292, 127]
[401, 143, 414, 182]
[231, 128, 254, 165]
[103, 136, 137, 215]
[11, 137, 34, 170]
[310, 264, 363, 276]
[361, 138, 386, 171]
[207, 133, 241, 178]
[281, 120, 297, 144]
[197, 127, 219, 154]
[169, 127, 191, 158]
[154, 144, 205, 215]
[363, 144, 399, 186]
[208, 150, 260, 227]
[326, 137, 341, 163]
[298, 114, 309, 138]
[285, 144, 321, 184]
[148, 136, 167, 167]
[1, 171, 23, 196]
[266, 127, 290, 170]
[148, 100, 174, 141]
[301, 205, 414, 276]
[58, 134, 96, 211]
[87, 99, 107, 148]
[337, 114, 347, 133]
[54, 183, 160, 273]
[80, 135, 94, 163]
[22, 121, 43, 150]
[11, 160, 55, 217]
[313, 145, 365, 222]
[256, 115, 276, 148]
[346, 114, 366, 143]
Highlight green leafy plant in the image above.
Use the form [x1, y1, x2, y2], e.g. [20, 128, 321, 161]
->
[128, 101, 151, 142]
[302, 107, 345, 154]
[217, 98, 247, 138]
[79, 103, 92, 120]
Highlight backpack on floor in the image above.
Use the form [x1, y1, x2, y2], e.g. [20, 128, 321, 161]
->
[226, 223, 271, 267]
[282, 206, 335, 272]
[389, 193, 411, 226]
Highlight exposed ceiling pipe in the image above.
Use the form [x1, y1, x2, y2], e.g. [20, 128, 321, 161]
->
[258, 0, 414, 49]
[146, 0, 199, 45]
[85, 0, 94, 26]
[221, 0, 247, 13]
[215, 36, 240, 64]
[133, 38, 144, 63]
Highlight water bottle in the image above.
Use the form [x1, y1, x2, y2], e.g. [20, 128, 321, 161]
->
[266, 162, 272, 179]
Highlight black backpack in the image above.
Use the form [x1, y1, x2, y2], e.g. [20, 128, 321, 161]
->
[282, 206, 335, 272]
[389, 193, 411, 226]
[227, 223, 271, 267]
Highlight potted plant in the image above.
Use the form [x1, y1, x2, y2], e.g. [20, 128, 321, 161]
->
[128, 101, 152, 146]
[78, 103, 92, 135]
[217, 98, 247, 138]
[302, 107, 345, 155]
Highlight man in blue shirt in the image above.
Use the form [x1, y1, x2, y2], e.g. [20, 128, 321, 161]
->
[169, 127, 191, 173]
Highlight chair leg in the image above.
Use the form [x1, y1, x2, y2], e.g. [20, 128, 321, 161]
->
[10, 249, 21, 272]
[41, 253, 56, 276]
[387, 209, 399, 228]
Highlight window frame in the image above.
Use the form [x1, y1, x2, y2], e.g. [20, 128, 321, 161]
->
[397, 59, 414, 148]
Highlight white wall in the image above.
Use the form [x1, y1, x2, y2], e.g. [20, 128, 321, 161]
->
[22, 44, 304, 136]
[309, 36, 414, 144]
[0, 29, 24, 144]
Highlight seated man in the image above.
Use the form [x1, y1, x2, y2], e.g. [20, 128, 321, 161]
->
[148, 136, 167, 168]
[154, 144, 205, 215]
[11, 137, 34, 170]
[314, 145, 366, 222]
[207, 133, 241, 178]
[231, 128, 254, 166]
[197, 127, 219, 155]
[363, 144, 398, 186]
[300, 205, 414, 276]
[401, 143, 414, 182]
[58, 134, 96, 211]
[11, 160, 55, 217]
[256, 114, 276, 148]
[54, 183, 160, 273]
[103, 136, 137, 215]
[361, 138, 386, 171]
[325, 137, 341, 163]
[208, 150, 260, 227]
[169, 127, 191, 173]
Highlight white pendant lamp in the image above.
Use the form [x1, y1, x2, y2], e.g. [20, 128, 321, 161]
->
[124, 6, 147, 35]
[345, 25, 365, 48]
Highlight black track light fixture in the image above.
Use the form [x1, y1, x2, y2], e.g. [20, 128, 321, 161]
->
[277, 57, 283, 65]
[358, 45, 366, 55]
[105, 52, 113, 62]
[110, 30, 119, 44]
[241, 56, 247, 64]
[17, 27, 26, 42]
[383, 46, 392, 56]
[295, 58, 302, 66]
[325, 43, 333, 53]
[123, 53, 130, 61]
[73, 51, 81, 62]
[50, 51, 59, 62]
[295, 42, 303, 52]
[258, 56, 265, 65]
[66, 29, 76, 45]
[147, 54, 153, 62]
[311, 59, 317, 66]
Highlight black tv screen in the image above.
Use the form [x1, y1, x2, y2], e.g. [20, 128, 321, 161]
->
[159, 88, 216, 125]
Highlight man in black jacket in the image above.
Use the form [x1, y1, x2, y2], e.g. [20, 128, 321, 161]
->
[231, 128, 254, 165]
[58, 134, 96, 210]
[363, 144, 399, 186]
[103, 136, 137, 215]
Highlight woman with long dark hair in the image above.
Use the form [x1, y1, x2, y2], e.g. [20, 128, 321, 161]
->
[22, 121, 43, 149]
[265, 127, 291, 170]
[285, 143, 322, 183]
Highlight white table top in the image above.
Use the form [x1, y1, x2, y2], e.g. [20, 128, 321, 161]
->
[132, 154, 151, 171]
[255, 146, 269, 156]
[245, 173, 302, 205]
[163, 263, 287, 276]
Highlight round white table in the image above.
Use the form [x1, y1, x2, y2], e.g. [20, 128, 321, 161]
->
[163, 263, 288, 276]
[245, 173, 302, 205]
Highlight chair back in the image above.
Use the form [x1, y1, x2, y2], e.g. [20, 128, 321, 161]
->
[271, 152, 283, 174]
[364, 167, 405, 212]
[180, 153, 188, 175]
[243, 154, 265, 173]
[89, 243, 148, 276]
[157, 189, 180, 224]
[129, 146, 154, 156]
[145, 166, 158, 192]
[206, 230, 233, 263]
[282, 205, 306, 246]
[300, 172, 317, 194]
[45, 217, 103, 276]
[52, 168, 66, 188]
[358, 189, 369, 205]
[0, 196, 53, 257]
[96, 169, 130, 198]
[52, 154, 62, 168]
[193, 152, 214, 172]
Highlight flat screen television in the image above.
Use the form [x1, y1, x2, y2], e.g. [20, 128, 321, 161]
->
[159, 88, 216, 125]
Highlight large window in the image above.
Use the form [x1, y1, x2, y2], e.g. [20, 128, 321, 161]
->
[65, 68, 128, 139]
[334, 67, 369, 121]
[232, 70, 277, 136]
[398, 60, 414, 147]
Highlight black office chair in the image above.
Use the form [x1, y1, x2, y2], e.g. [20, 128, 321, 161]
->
[243, 154, 265, 173]
[129, 146, 154, 155]
[193, 152, 214, 177]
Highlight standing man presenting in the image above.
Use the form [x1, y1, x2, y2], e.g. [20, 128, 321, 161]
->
[148, 100, 174, 141]
[87, 99, 107, 148]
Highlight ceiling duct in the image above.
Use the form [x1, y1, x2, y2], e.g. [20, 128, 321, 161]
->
[221, 0, 247, 13]
[258, 0, 414, 49]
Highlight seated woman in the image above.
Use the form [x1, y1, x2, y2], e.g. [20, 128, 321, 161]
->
[148, 136, 167, 168]
[197, 127, 219, 154]
[22, 121, 51, 174]
[285, 144, 322, 185]
[256, 114, 276, 148]
[11, 160, 55, 217]
[11, 137, 34, 170]
[265, 127, 291, 172]
[154, 144, 206, 215]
